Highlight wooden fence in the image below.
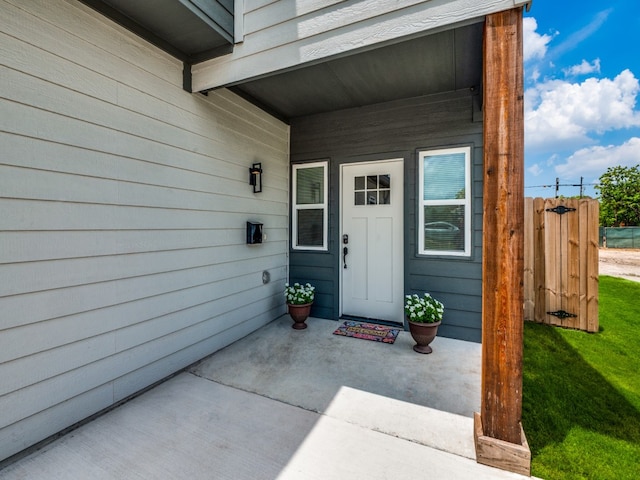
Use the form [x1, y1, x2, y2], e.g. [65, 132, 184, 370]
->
[524, 198, 599, 332]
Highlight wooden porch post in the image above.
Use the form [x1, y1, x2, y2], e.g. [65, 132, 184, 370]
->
[474, 7, 531, 476]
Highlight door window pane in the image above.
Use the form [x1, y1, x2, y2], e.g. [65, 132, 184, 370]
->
[354, 174, 391, 206]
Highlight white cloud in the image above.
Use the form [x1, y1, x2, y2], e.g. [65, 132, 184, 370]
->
[528, 163, 543, 176]
[555, 137, 640, 178]
[525, 70, 640, 151]
[546, 154, 559, 166]
[530, 66, 541, 83]
[564, 59, 601, 77]
[523, 17, 553, 63]
[549, 9, 612, 59]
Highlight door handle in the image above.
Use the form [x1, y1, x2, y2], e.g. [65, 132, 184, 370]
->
[343, 246, 348, 269]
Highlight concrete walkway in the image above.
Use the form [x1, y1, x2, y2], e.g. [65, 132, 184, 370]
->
[1, 317, 532, 479]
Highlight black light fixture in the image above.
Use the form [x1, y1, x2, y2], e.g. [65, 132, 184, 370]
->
[249, 162, 262, 193]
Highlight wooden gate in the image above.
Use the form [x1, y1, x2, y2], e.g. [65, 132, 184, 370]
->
[524, 198, 599, 332]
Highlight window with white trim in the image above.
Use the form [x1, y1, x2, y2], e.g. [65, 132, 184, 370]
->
[292, 162, 328, 250]
[418, 147, 471, 256]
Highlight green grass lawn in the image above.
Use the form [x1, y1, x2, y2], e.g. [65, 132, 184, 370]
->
[523, 276, 640, 479]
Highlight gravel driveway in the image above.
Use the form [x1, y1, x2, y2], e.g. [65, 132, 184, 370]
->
[599, 248, 640, 283]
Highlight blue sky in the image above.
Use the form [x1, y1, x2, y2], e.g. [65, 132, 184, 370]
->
[523, 0, 640, 198]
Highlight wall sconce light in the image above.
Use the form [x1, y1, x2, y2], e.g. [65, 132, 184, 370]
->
[249, 163, 262, 193]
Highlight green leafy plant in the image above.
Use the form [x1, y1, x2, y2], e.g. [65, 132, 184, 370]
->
[596, 164, 640, 226]
[404, 293, 444, 323]
[284, 282, 315, 305]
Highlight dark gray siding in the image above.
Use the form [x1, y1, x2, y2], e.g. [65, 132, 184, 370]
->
[290, 90, 483, 342]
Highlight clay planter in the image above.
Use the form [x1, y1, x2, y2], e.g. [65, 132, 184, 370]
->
[408, 320, 441, 354]
[287, 303, 312, 329]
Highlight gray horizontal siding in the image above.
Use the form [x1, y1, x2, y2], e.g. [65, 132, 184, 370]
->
[0, 0, 289, 462]
[288, 257, 334, 319]
[290, 90, 483, 341]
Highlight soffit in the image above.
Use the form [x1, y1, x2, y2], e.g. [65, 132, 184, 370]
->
[78, 0, 234, 63]
[231, 21, 483, 120]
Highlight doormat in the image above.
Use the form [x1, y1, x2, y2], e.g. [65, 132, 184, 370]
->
[332, 321, 399, 344]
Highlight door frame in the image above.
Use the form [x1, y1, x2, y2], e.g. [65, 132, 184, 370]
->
[338, 158, 405, 323]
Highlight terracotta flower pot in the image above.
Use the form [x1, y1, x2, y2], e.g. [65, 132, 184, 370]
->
[287, 303, 312, 329]
[408, 320, 441, 354]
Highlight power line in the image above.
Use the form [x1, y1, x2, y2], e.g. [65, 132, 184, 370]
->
[524, 177, 599, 198]
[525, 183, 599, 188]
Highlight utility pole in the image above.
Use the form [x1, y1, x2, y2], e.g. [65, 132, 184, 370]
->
[580, 177, 584, 198]
[555, 177, 559, 198]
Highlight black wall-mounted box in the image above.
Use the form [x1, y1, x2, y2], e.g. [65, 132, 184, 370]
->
[246, 222, 263, 244]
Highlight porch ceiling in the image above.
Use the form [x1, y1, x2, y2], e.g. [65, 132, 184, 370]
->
[231, 21, 483, 120]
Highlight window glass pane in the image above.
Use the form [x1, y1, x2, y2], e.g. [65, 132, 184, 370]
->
[379, 190, 390, 204]
[367, 175, 378, 189]
[423, 153, 466, 201]
[355, 191, 365, 205]
[296, 167, 324, 204]
[297, 209, 324, 246]
[423, 205, 465, 252]
[379, 174, 390, 189]
[367, 191, 378, 205]
[354, 176, 365, 190]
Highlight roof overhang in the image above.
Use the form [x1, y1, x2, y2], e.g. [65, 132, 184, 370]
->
[78, 0, 234, 64]
[230, 21, 484, 121]
[78, 0, 530, 119]
[188, 0, 531, 120]
[192, 0, 532, 93]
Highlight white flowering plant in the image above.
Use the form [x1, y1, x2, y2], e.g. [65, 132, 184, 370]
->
[284, 282, 315, 305]
[404, 293, 444, 323]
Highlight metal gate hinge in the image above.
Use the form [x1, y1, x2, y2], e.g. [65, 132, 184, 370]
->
[547, 310, 577, 320]
[546, 205, 576, 215]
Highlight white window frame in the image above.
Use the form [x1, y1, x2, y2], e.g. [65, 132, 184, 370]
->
[418, 146, 472, 257]
[292, 161, 328, 251]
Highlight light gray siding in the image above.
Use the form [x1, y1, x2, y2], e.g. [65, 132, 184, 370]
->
[290, 90, 483, 342]
[0, 0, 289, 462]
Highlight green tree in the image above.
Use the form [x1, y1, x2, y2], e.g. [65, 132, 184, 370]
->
[595, 165, 640, 226]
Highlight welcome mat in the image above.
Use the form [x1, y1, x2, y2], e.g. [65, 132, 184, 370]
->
[332, 321, 400, 344]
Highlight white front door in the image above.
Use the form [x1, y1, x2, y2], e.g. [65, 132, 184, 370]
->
[341, 159, 404, 323]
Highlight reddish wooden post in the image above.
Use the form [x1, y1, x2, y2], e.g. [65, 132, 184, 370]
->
[474, 7, 530, 476]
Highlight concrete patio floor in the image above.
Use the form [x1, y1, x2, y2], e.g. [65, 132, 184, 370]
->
[1, 316, 532, 479]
